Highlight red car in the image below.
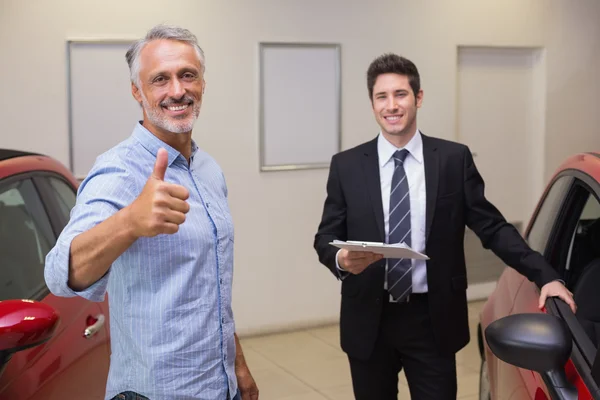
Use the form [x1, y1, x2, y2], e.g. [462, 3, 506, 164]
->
[479, 152, 600, 399]
[0, 150, 110, 399]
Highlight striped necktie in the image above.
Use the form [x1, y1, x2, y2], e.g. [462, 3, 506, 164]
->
[387, 149, 412, 301]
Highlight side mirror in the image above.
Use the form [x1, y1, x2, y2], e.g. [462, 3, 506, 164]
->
[0, 299, 60, 374]
[485, 313, 577, 400]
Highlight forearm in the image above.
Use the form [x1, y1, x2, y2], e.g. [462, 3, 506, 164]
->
[233, 333, 248, 373]
[489, 227, 560, 286]
[68, 207, 137, 291]
[234, 332, 248, 370]
[314, 234, 341, 273]
[463, 147, 560, 287]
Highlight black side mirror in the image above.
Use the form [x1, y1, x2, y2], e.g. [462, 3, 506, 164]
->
[485, 313, 577, 400]
[0, 299, 60, 376]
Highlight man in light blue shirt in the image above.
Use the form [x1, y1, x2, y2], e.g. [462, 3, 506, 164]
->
[44, 25, 258, 400]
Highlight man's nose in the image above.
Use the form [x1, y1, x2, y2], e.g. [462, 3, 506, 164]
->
[386, 96, 398, 111]
[168, 78, 186, 99]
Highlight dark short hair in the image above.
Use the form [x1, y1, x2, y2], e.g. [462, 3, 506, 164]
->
[367, 53, 420, 101]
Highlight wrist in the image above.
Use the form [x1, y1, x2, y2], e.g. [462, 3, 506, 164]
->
[119, 205, 140, 240]
[336, 249, 345, 270]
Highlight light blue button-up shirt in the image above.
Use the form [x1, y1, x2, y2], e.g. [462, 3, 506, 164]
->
[44, 122, 237, 400]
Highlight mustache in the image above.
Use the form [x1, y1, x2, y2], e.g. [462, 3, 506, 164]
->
[160, 96, 194, 107]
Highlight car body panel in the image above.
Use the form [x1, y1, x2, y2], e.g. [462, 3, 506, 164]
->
[480, 152, 600, 400]
[0, 150, 110, 399]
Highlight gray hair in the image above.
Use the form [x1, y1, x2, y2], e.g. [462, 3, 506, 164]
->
[125, 24, 206, 86]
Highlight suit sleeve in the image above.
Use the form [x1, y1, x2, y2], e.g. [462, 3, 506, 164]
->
[314, 155, 349, 279]
[462, 147, 560, 287]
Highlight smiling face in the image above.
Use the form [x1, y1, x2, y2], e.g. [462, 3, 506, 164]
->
[131, 39, 205, 136]
[371, 73, 423, 142]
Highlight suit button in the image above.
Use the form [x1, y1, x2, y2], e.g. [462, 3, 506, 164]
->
[375, 297, 381, 304]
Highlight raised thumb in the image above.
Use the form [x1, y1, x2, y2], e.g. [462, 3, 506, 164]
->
[152, 148, 168, 181]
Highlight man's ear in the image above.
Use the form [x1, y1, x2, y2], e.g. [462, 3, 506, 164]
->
[131, 82, 142, 105]
[415, 89, 424, 108]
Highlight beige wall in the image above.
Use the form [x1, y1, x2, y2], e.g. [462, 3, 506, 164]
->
[543, 1, 600, 180]
[1, 0, 598, 336]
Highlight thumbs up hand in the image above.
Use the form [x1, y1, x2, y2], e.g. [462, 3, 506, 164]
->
[126, 148, 190, 238]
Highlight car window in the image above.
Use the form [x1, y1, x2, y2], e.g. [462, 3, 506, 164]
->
[526, 176, 573, 254]
[554, 189, 600, 288]
[47, 177, 76, 221]
[560, 189, 600, 344]
[0, 179, 54, 301]
[536, 177, 600, 344]
[531, 177, 600, 394]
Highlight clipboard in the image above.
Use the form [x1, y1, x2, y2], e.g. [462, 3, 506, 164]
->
[329, 240, 429, 260]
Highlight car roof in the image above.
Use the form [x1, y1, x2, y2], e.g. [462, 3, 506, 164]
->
[554, 151, 600, 183]
[0, 149, 41, 162]
[0, 149, 79, 188]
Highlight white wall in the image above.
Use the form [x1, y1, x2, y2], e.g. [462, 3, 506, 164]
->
[543, 1, 600, 180]
[1, 0, 599, 336]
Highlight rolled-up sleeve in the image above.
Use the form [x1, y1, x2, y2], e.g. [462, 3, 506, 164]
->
[44, 157, 137, 302]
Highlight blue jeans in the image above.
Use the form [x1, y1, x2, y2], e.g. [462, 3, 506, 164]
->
[111, 390, 240, 400]
[111, 392, 148, 400]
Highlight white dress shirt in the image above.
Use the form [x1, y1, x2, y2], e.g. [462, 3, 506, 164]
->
[337, 130, 428, 294]
[379, 130, 428, 294]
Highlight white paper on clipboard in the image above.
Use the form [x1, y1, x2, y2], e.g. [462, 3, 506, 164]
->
[329, 240, 429, 260]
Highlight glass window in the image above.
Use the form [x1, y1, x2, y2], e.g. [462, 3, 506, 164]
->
[526, 176, 573, 254]
[562, 188, 600, 349]
[48, 177, 76, 221]
[566, 192, 600, 286]
[0, 179, 54, 300]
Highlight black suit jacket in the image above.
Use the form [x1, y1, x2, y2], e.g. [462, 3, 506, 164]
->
[313, 134, 560, 359]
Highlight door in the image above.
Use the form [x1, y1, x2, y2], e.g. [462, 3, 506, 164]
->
[486, 175, 573, 399]
[457, 46, 545, 225]
[0, 175, 110, 399]
[457, 46, 547, 294]
[509, 172, 600, 399]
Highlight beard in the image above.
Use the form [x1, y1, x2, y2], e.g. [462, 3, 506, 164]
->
[140, 92, 201, 134]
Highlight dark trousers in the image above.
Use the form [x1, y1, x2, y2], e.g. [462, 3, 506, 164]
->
[348, 293, 457, 400]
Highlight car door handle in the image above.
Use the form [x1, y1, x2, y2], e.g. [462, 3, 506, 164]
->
[83, 314, 105, 339]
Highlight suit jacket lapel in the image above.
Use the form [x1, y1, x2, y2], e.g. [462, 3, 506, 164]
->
[362, 137, 385, 242]
[422, 134, 439, 243]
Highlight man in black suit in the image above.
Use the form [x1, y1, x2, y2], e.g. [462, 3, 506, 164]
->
[313, 54, 576, 400]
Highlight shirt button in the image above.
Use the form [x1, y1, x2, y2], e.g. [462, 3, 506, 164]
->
[206, 202, 210, 208]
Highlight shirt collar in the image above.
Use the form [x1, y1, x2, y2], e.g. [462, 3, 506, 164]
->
[377, 129, 423, 168]
[132, 121, 198, 166]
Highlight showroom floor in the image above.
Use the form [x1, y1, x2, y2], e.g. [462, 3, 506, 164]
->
[239, 301, 485, 399]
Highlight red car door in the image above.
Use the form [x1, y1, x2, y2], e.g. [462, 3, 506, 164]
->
[0, 175, 110, 399]
[508, 172, 600, 400]
[1, 296, 110, 400]
[484, 168, 600, 399]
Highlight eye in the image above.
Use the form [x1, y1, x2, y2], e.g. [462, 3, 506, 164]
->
[152, 76, 167, 85]
[182, 72, 197, 80]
